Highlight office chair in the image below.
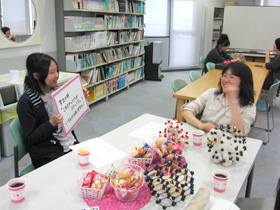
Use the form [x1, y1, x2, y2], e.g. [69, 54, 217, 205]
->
[10, 116, 35, 177]
[253, 79, 280, 145]
[206, 62, 216, 72]
[189, 70, 201, 82]
[200, 56, 206, 75]
[172, 79, 188, 118]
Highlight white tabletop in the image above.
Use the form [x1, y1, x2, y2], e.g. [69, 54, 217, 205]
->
[0, 114, 261, 209]
[0, 70, 77, 96]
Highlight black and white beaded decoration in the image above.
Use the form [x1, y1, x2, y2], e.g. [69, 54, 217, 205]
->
[144, 153, 194, 209]
[206, 125, 247, 167]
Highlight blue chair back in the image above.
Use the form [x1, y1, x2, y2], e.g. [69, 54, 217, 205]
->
[172, 79, 188, 92]
[206, 62, 215, 72]
[189, 71, 201, 82]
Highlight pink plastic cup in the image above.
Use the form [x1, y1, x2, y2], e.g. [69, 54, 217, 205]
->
[77, 147, 90, 166]
[7, 178, 26, 203]
[192, 130, 204, 146]
[213, 169, 230, 193]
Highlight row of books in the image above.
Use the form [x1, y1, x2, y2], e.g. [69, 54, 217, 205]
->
[65, 31, 107, 51]
[107, 30, 144, 46]
[65, 43, 143, 71]
[105, 15, 144, 29]
[86, 69, 144, 99]
[72, 0, 107, 11]
[105, 75, 127, 94]
[66, 50, 107, 71]
[108, 0, 145, 14]
[71, 0, 145, 15]
[80, 56, 144, 85]
[65, 15, 143, 31]
[87, 82, 106, 101]
[81, 67, 105, 86]
[106, 43, 144, 62]
[212, 32, 221, 40]
[127, 67, 144, 83]
[64, 16, 104, 30]
[65, 30, 143, 51]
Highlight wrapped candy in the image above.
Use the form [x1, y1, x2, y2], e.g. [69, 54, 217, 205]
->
[131, 143, 152, 159]
[111, 166, 143, 190]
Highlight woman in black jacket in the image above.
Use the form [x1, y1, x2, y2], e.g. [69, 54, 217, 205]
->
[17, 53, 88, 168]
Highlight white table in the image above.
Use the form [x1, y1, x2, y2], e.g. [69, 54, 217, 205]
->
[0, 70, 78, 96]
[0, 114, 261, 209]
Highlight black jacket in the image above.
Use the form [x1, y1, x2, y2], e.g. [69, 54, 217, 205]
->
[204, 45, 232, 73]
[17, 88, 64, 166]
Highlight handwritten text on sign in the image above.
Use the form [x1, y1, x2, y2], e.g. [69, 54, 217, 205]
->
[52, 75, 89, 136]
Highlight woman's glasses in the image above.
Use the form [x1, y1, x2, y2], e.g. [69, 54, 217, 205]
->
[221, 73, 240, 81]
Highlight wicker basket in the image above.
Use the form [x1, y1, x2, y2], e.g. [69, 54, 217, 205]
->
[128, 147, 154, 169]
[110, 164, 144, 201]
[77, 172, 109, 200]
[152, 138, 183, 163]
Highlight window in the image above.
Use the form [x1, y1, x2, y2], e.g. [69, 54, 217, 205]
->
[1, 0, 35, 35]
[144, 0, 169, 37]
[169, 0, 203, 67]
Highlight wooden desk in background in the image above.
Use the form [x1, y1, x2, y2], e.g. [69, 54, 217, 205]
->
[173, 62, 269, 122]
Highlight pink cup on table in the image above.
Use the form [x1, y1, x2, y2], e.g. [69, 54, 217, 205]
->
[77, 147, 90, 166]
[213, 169, 230, 193]
[7, 177, 26, 203]
[192, 130, 204, 146]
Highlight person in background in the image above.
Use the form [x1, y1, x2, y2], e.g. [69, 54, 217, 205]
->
[181, 62, 256, 136]
[204, 34, 240, 74]
[1, 26, 16, 41]
[17, 53, 89, 168]
[262, 37, 280, 90]
[274, 177, 280, 210]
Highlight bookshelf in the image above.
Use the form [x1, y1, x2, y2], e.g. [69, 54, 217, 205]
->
[212, 7, 224, 48]
[55, 0, 145, 105]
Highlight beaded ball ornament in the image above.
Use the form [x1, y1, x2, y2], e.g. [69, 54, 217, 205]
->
[144, 154, 194, 209]
[159, 118, 189, 146]
[206, 125, 247, 167]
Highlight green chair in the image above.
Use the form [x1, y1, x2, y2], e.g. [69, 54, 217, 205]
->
[10, 116, 35, 177]
[253, 79, 280, 145]
[200, 56, 206, 75]
[206, 62, 216, 72]
[189, 71, 201, 82]
[172, 79, 188, 118]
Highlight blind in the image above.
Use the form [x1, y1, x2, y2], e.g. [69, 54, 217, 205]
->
[144, 0, 169, 37]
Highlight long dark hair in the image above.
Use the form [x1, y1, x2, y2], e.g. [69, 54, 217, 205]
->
[217, 34, 230, 47]
[24, 53, 59, 94]
[216, 62, 255, 106]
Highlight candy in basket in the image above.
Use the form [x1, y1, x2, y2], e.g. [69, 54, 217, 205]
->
[110, 164, 144, 201]
[77, 170, 110, 200]
[152, 138, 184, 163]
[129, 143, 154, 168]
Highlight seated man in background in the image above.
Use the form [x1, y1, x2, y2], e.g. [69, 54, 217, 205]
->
[262, 37, 280, 90]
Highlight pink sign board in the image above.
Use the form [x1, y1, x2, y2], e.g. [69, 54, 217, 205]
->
[52, 75, 89, 136]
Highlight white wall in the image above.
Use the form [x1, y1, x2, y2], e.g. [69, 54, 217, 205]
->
[0, 0, 57, 74]
[0, 0, 260, 74]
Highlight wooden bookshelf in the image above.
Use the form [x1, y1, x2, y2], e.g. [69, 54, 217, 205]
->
[55, 0, 145, 105]
[212, 7, 224, 48]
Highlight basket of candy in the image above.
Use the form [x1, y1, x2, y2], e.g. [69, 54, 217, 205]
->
[110, 163, 144, 201]
[152, 138, 184, 163]
[129, 143, 154, 168]
[77, 170, 109, 200]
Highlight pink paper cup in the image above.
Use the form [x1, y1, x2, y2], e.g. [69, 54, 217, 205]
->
[77, 147, 90, 166]
[7, 178, 26, 203]
[192, 130, 204, 146]
[213, 169, 230, 193]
